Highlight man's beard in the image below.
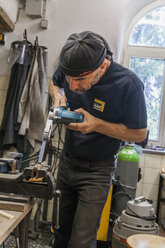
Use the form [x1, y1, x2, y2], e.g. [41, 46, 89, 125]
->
[73, 88, 86, 94]
[73, 71, 100, 94]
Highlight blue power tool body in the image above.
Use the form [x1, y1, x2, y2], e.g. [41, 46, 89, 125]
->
[55, 107, 84, 124]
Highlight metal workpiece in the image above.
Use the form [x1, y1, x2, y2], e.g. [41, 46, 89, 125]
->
[48, 107, 58, 121]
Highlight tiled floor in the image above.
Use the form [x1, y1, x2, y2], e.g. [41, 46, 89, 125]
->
[0, 225, 164, 248]
[0, 233, 52, 248]
[159, 224, 165, 237]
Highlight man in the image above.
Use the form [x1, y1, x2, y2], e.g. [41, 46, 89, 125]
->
[50, 31, 147, 248]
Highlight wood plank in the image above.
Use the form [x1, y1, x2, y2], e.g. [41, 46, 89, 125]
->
[0, 203, 32, 244]
[0, 200, 29, 212]
[0, 193, 30, 203]
[0, 210, 14, 220]
[0, 211, 22, 244]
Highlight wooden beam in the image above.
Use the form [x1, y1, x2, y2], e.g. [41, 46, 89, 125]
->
[0, 193, 30, 203]
[0, 200, 29, 212]
[0, 7, 14, 32]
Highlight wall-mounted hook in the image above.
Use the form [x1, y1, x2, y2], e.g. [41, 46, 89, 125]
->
[23, 29, 27, 41]
[35, 36, 38, 47]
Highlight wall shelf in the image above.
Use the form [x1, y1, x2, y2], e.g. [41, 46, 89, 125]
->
[0, 7, 14, 32]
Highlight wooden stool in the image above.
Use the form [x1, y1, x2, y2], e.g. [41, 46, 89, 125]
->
[127, 234, 165, 248]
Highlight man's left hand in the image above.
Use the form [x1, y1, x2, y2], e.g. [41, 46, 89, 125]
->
[67, 108, 97, 134]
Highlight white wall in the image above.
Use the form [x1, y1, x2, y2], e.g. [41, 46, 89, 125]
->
[0, 0, 18, 22]
[0, 0, 156, 77]
[137, 153, 165, 222]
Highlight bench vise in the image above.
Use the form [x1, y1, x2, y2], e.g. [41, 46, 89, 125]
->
[21, 161, 56, 199]
[0, 152, 23, 174]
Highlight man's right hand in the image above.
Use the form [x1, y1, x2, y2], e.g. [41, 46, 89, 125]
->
[54, 91, 66, 107]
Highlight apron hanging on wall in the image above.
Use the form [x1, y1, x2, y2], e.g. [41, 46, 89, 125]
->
[0, 32, 48, 155]
[0, 32, 34, 152]
[18, 38, 48, 154]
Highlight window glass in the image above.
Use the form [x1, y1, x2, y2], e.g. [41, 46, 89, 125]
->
[129, 6, 165, 47]
[130, 57, 165, 140]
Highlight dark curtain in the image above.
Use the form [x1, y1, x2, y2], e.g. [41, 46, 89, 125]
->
[0, 64, 30, 152]
[0, 41, 33, 153]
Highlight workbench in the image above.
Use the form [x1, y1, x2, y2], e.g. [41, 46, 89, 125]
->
[0, 200, 32, 247]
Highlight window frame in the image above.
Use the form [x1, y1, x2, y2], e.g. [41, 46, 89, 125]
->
[121, 1, 165, 147]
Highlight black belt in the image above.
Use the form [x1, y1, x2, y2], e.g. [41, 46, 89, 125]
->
[61, 153, 116, 167]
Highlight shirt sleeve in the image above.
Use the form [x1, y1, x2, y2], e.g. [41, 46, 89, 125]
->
[122, 84, 147, 129]
[52, 65, 65, 88]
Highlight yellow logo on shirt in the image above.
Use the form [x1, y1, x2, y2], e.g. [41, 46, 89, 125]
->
[93, 99, 105, 112]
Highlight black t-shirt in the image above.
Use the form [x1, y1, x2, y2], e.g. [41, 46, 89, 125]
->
[52, 61, 147, 161]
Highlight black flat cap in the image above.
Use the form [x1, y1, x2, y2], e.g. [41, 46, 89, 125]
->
[60, 31, 111, 77]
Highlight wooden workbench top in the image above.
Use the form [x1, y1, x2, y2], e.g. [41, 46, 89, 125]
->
[0, 202, 32, 245]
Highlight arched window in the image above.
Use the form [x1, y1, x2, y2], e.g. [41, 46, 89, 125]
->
[123, 3, 165, 146]
[129, 6, 165, 47]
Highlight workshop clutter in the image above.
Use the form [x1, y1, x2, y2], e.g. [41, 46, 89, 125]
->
[0, 152, 23, 173]
[112, 196, 159, 248]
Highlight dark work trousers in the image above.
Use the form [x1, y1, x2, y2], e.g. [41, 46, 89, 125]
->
[52, 154, 115, 248]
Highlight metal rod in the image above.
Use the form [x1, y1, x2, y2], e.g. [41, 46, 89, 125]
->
[38, 139, 47, 164]
[55, 190, 61, 229]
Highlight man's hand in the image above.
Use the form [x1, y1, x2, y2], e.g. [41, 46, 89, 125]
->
[49, 81, 66, 107]
[67, 108, 97, 134]
[67, 108, 147, 143]
[54, 91, 66, 107]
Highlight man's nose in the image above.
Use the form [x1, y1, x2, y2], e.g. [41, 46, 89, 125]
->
[69, 80, 80, 91]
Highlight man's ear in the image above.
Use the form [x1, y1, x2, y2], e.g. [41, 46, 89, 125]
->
[99, 59, 110, 73]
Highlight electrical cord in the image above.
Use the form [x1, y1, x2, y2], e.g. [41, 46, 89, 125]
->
[112, 180, 132, 199]
[111, 183, 156, 221]
[111, 191, 131, 217]
[111, 179, 132, 217]
[21, 155, 39, 164]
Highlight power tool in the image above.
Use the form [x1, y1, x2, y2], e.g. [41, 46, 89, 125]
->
[38, 107, 84, 163]
[49, 107, 84, 124]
